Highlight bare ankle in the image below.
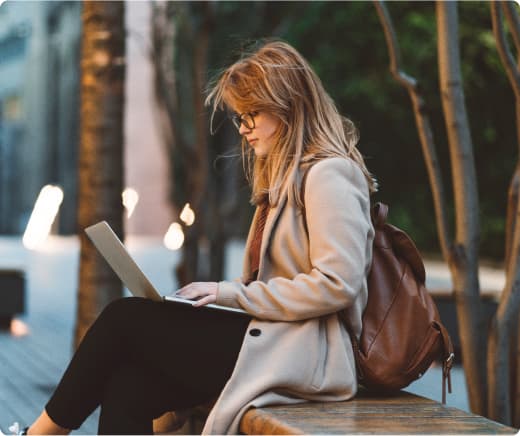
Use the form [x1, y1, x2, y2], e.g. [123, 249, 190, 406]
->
[28, 410, 70, 435]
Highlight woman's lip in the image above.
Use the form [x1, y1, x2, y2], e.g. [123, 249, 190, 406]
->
[248, 139, 258, 144]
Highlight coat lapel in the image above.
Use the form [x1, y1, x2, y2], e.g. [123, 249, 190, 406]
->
[241, 207, 259, 278]
[257, 189, 288, 278]
[243, 167, 297, 281]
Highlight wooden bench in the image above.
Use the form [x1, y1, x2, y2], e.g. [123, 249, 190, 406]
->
[239, 390, 517, 434]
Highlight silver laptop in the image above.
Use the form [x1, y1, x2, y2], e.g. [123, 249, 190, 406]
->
[85, 221, 248, 315]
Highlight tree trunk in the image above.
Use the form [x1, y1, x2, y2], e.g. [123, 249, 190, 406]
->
[506, 168, 520, 268]
[151, 3, 288, 289]
[487, 179, 520, 424]
[495, 1, 520, 269]
[509, 311, 520, 426]
[75, 1, 125, 348]
[436, 1, 487, 415]
[490, 0, 520, 424]
[172, 2, 211, 285]
[487, 318, 512, 423]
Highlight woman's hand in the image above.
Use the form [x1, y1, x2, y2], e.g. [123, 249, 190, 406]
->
[174, 282, 218, 307]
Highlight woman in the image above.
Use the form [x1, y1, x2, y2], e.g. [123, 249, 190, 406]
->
[6, 40, 376, 435]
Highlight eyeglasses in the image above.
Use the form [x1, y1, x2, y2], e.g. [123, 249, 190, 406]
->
[230, 112, 258, 131]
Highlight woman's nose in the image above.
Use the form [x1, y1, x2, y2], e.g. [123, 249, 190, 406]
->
[238, 123, 250, 136]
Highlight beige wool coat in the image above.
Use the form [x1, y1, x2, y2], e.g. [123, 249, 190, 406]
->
[202, 157, 375, 434]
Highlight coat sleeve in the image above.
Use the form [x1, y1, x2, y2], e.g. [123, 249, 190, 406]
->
[216, 157, 373, 321]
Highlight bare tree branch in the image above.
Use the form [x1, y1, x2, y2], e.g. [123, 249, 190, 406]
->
[436, 0, 487, 416]
[492, 2, 520, 99]
[492, 1, 520, 271]
[503, 1, 520, 54]
[373, 0, 452, 265]
[373, 0, 416, 88]
[150, 2, 178, 158]
[190, 1, 212, 209]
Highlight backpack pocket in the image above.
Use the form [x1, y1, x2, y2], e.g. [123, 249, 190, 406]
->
[404, 322, 442, 381]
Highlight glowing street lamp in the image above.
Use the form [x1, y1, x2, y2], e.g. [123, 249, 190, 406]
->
[10, 318, 30, 337]
[122, 188, 139, 218]
[22, 185, 64, 250]
[180, 203, 195, 226]
[164, 222, 184, 250]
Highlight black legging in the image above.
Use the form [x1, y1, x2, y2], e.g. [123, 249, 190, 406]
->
[45, 297, 251, 435]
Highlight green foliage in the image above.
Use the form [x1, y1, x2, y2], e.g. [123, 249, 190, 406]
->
[277, 1, 515, 261]
[196, 1, 516, 261]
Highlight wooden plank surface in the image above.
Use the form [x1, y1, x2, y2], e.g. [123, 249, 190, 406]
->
[240, 391, 518, 435]
[0, 314, 99, 434]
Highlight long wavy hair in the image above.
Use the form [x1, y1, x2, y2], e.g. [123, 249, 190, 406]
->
[206, 40, 377, 207]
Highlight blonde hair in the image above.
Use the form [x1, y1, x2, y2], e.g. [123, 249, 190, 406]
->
[206, 40, 377, 207]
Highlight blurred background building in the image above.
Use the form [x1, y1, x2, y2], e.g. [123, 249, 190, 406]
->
[0, 0, 172, 236]
[0, 1, 81, 234]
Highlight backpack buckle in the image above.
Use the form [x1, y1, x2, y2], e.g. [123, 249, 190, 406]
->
[441, 352, 454, 404]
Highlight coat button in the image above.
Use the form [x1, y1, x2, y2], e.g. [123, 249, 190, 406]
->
[249, 328, 262, 337]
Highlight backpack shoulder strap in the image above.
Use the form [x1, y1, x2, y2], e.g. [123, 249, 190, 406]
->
[301, 169, 386, 233]
[299, 164, 312, 236]
[371, 202, 388, 228]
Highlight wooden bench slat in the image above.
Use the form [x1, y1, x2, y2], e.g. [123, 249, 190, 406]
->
[240, 391, 517, 435]
[241, 408, 305, 435]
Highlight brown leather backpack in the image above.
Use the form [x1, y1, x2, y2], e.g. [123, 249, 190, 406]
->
[300, 167, 454, 402]
[351, 203, 454, 403]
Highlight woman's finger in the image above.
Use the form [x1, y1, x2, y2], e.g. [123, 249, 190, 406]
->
[193, 294, 216, 307]
[175, 282, 217, 300]
[178, 289, 203, 300]
[177, 284, 197, 295]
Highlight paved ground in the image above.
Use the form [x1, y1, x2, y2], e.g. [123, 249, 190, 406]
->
[0, 235, 481, 433]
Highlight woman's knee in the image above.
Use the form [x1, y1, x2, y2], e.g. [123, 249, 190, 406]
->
[98, 297, 147, 325]
[85, 297, 148, 339]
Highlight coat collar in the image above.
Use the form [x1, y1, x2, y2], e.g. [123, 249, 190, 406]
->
[257, 190, 288, 277]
